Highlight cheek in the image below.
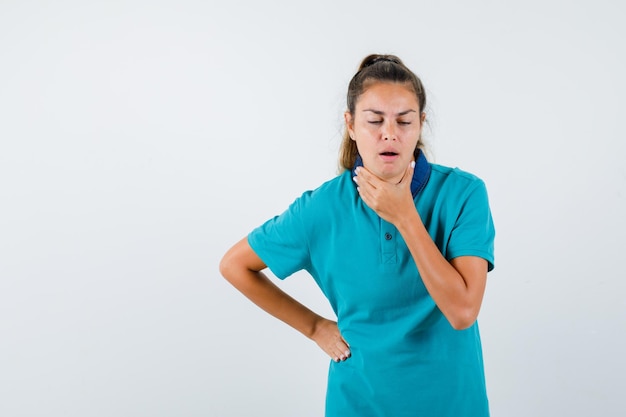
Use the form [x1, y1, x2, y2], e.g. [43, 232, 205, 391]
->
[357, 123, 378, 137]
[405, 126, 422, 141]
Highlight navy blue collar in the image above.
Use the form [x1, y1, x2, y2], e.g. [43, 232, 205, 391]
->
[352, 150, 431, 198]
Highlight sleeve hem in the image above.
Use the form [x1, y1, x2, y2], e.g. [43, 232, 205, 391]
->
[247, 233, 291, 280]
[447, 249, 495, 272]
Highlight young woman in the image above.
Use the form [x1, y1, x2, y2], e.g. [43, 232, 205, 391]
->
[220, 54, 496, 417]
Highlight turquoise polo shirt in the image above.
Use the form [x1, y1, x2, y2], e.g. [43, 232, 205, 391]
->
[248, 163, 495, 417]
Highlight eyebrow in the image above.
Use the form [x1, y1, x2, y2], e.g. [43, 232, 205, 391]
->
[362, 109, 417, 116]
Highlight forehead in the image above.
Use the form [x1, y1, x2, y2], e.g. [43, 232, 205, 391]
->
[356, 82, 419, 110]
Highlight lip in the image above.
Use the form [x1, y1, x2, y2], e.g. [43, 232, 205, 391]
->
[379, 149, 400, 162]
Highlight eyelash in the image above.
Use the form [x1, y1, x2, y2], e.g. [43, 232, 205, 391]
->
[368, 121, 412, 125]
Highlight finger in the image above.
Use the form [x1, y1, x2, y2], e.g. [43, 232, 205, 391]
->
[334, 340, 351, 361]
[326, 337, 351, 362]
[355, 166, 380, 189]
[332, 349, 351, 362]
[353, 175, 373, 200]
[355, 185, 375, 208]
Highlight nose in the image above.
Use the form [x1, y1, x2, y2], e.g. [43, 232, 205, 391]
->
[382, 121, 397, 141]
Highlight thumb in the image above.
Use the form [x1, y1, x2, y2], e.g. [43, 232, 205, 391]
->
[399, 160, 415, 186]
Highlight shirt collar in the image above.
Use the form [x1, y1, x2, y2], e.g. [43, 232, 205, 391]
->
[352, 149, 431, 198]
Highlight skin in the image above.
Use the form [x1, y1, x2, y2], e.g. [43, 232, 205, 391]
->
[348, 82, 489, 330]
[345, 81, 424, 184]
[219, 238, 351, 362]
[219, 81, 489, 364]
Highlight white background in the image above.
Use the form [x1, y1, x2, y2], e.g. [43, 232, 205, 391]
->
[1, 0, 625, 416]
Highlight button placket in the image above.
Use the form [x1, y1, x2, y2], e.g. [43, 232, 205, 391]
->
[380, 219, 397, 264]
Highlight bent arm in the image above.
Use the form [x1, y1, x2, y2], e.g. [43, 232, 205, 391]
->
[396, 212, 488, 330]
[219, 237, 351, 361]
[354, 163, 489, 330]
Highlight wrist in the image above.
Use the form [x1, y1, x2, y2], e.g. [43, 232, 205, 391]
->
[307, 315, 327, 340]
[394, 204, 422, 232]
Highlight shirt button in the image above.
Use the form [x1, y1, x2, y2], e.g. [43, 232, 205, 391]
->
[385, 232, 392, 241]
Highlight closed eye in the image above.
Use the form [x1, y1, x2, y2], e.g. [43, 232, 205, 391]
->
[368, 120, 383, 124]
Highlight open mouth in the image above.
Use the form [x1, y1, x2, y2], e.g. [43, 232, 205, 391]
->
[379, 151, 399, 162]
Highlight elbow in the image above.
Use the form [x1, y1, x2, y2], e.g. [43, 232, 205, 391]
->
[219, 251, 237, 283]
[218, 256, 228, 279]
[449, 319, 475, 331]
[447, 308, 479, 331]
[219, 240, 261, 286]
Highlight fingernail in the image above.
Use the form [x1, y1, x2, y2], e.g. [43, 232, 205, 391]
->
[410, 161, 416, 168]
[352, 176, 358, 183]
[355, 166, 361, 173]
[344, 350, 351, 357]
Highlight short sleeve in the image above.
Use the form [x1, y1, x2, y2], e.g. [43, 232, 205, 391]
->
[247, 195, 311, 279]
[446, 180, 496, 271]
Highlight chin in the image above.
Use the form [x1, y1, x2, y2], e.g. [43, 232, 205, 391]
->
[365, 161, 404, 181]
[379, 169, 405, 182]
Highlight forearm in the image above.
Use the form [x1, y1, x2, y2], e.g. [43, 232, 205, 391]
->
[221, 264, 324, 339]
[396, 211, 485, 330]
[220, 238, 350, 361]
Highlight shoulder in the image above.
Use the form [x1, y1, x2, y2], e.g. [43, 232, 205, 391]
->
[430, 163, 484, 185]
[296, 170, 355, 207]
[427, 163, 487, 195]
[425, 164, 495, 271]
[262, 171, 354, 239]
[421, 163, 491, 214]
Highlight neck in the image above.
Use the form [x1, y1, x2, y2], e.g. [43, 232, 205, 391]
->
[352, 151, 431, 198]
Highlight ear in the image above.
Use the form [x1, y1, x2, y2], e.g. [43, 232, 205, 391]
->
[344, 111, 355, 141]
[420, 112, 426, 123]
